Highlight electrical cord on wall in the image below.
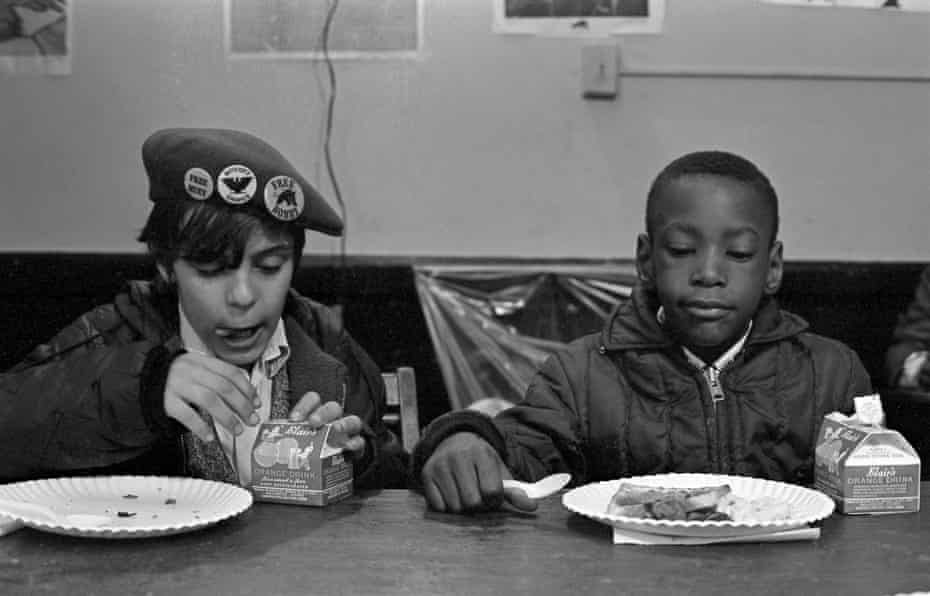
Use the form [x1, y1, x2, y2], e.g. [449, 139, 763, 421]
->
[320, 0, 349, 317]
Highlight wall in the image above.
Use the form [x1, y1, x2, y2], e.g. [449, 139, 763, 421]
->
[1, 0, 928, 260]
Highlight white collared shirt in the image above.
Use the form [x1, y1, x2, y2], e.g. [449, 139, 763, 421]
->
[658, 306, 752, 409]
[180, 308, 290, 486]
[680, 326, 751, 374]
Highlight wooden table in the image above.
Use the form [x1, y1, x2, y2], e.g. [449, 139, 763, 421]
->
[1, 486, 927, 596]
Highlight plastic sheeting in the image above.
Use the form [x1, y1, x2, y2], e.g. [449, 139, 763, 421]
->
[414, 263, 637, 410]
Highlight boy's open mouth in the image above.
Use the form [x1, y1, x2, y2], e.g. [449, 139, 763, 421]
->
[216, 325, 262, 344]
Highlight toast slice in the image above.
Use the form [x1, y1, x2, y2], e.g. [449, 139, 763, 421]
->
[607, 482, 732, 520]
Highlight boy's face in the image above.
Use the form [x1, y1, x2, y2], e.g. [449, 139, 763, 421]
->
[163, 226, 296, 367]
[636, 174, 783, 362]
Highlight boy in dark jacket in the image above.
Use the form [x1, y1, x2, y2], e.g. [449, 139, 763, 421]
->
[413, 150, 871, 513]
[0, 128, 406, 489]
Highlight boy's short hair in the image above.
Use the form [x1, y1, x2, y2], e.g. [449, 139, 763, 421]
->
[645, 150, 780, 244]
[138, 198, 305, 269]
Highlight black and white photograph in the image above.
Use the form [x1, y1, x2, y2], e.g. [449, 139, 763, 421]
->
[0, 0, 929, 594]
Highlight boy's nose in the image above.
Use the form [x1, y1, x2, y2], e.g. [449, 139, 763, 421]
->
[692, 254, 727, 286]
[227, 271, 257, 308]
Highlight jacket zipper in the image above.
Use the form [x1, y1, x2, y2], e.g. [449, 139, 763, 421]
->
[704, 366, 725, 410]
[702, 365, 727, 473]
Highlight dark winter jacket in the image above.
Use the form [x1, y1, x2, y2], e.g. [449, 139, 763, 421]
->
[0, 281, 408, 488]
[414, 285, 871, 487]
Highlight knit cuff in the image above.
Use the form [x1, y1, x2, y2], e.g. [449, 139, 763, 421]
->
[409, 410, 506, 489]
[139, 345, 186, 437]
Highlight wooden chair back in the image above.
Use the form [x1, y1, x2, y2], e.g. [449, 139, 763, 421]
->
[381, 366, 420, 453]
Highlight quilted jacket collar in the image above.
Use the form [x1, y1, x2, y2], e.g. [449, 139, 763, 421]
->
[599, 284, 809, 352]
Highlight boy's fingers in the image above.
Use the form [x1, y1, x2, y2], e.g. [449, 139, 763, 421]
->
[343, 436, 366, 454]
[181, 354, 258, 424]
[431, 464, 463, 513]
[187, 381, 249, 434]
[331, 415, 362, 436]
[450, 455, 484, 510]
[503, 487, 538, 512]
[164, 398, 215, 443]
[423, 478, 447, 512]
[196, 355, 258, 406]
[307, 401, 342, 427]
[288, 391, 322, 421]
[474, 455, 505, 505]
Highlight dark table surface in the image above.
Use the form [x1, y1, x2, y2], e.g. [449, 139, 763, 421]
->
[1, 486, 928, 596]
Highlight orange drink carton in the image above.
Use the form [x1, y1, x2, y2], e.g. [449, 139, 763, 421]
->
[815, 395, 920, 515]
[250, 420, 353, 506]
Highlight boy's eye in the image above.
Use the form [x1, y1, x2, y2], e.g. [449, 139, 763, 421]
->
[192, 261, 227, 276]
[666, 245, 695, 257]
[727, 250, 755, 260]
[256, 257, 288, 274]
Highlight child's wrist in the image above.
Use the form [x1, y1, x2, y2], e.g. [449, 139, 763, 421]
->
[139, 345, 186, 435]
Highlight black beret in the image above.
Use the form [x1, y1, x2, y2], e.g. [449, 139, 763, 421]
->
[142, 128, 343, 236]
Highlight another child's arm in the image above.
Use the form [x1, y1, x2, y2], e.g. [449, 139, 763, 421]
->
[419, 431, 536, 513]
[886, 266, 930, 388]
[413, 347, 586, 513]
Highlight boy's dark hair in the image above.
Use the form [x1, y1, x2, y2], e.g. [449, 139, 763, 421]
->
[645, 150, 780, 244]
[138, 199, 305, 277]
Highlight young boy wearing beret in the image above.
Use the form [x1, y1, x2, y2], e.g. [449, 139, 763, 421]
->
[0, 128, 407, 489]
[413, 150, 872, 513]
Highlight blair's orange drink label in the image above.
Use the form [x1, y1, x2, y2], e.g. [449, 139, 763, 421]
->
[250, 420, 353, 506]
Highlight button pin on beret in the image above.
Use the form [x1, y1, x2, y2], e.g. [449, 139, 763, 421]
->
[142, 128, 343, 236]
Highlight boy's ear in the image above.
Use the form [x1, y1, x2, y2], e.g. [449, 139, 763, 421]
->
[635, 233, 655, 289]
[764, 240, 784, 295]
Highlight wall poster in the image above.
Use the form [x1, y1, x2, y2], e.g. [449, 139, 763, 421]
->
[494, 0, 665, 36]
[0, 0, 70, 75]
[226, 0, 421, 59]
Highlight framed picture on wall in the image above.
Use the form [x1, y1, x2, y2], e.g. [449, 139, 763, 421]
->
[494, 0, 665, 36]
[0, 0, 70, 75]
[226, 0, 421, 60]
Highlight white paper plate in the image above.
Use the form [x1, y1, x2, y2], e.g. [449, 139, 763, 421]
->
[562, 473, 835, 538]
[0, 476, 252, 538]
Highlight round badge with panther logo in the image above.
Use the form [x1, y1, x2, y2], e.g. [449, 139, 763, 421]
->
[183, 167, 213, 201]
[264, 175, 304, 221]
[216, 164, 257, 205]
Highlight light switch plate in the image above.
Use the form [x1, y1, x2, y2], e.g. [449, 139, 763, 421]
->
[581, 44, 618, 100]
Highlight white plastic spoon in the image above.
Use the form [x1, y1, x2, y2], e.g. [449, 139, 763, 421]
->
[0, 499, 111, 530]
[502, 473, 571, 500]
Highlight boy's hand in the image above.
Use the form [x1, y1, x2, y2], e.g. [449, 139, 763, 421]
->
[420, 432, 537, 514]
[163, 352, 259, 442]
[288, 391, 366, 456]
